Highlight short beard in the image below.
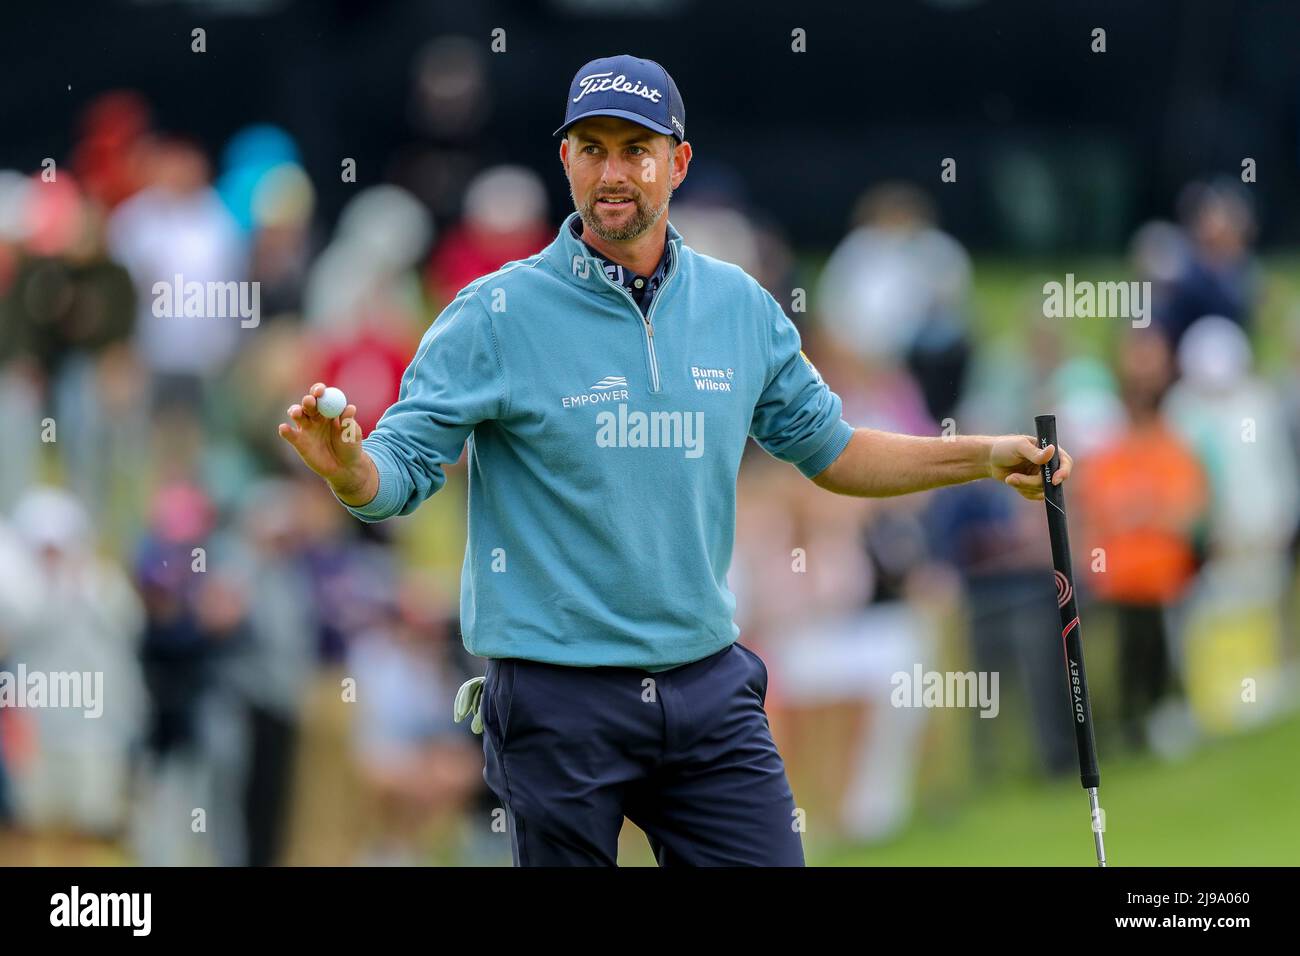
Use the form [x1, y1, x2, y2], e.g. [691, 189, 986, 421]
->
[572, 186, 671, 242]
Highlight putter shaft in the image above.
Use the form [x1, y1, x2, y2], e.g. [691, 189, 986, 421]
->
[1088, 787, 1107, 866]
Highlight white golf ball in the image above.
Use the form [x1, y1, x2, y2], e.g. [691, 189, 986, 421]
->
[317, 386, 347, 419]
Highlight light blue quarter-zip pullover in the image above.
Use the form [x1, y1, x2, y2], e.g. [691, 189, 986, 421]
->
[338, 211, 855, 669]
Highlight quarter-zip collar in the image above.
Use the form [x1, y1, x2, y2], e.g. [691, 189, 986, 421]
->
[570, 216, 671, 315]
[546, 210, 684, 305]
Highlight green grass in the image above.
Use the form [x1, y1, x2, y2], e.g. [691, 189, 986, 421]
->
[811, 710, 1300, 866]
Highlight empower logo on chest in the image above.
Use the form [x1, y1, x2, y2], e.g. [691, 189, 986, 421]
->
[562, 375, 631, 408]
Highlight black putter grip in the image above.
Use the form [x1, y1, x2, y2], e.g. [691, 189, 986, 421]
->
[1034, 415, 1101, 789]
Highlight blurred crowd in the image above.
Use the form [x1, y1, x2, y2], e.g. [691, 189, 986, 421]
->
[731, 177, 1300, 840]
[1, 38, 1298, 864]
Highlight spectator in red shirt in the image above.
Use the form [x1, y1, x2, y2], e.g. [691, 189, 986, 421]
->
[425, 165, 551, 305]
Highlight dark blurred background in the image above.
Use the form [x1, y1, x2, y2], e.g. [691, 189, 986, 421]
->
[5, 0, 1300, 251]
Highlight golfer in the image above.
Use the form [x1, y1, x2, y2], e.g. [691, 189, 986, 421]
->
[279, 54, 1073, 866]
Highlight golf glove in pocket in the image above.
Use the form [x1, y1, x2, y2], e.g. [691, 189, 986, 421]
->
[454, 675, 486, 735]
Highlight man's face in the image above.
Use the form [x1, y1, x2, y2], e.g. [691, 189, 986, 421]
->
[560, 116, 685, 242]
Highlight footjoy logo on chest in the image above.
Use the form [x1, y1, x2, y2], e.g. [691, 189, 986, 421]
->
[692, 366, 733, 392]
[562, 375, 630, 408]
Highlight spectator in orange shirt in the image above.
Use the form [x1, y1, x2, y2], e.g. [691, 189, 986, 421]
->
[1076, 332, 1208, 751]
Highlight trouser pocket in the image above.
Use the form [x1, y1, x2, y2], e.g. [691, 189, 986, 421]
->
[734, 641, 769, 703]
[484, 659, 518, 750]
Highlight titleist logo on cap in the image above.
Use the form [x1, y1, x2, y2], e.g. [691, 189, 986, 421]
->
[574, 71, 663, 103]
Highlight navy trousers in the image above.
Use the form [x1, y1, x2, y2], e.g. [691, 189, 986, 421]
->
[481, 641, 805, 866]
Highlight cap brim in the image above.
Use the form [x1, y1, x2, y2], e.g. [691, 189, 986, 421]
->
[553, 108, 678, 139]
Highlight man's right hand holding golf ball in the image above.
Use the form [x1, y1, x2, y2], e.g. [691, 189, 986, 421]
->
[278, 382, 379, 507]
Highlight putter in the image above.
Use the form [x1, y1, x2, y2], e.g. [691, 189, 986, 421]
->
[1035, 414, 1107, 867]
